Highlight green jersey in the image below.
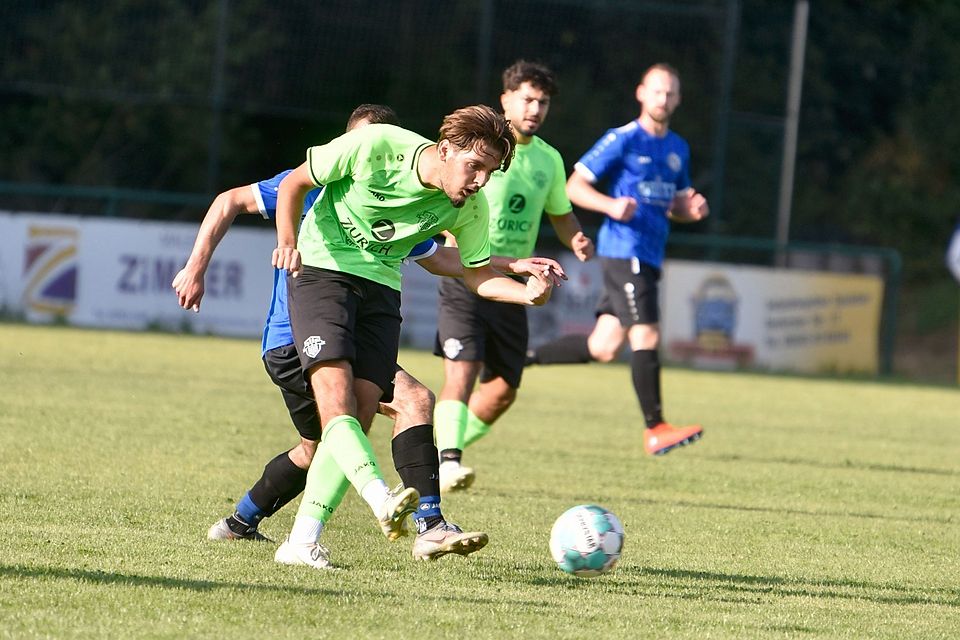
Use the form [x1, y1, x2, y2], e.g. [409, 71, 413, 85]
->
[482, 135, 571, 258]
[297, 124, 491, 291]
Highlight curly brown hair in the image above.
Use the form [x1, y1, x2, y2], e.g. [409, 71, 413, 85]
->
[502, 60, 558, 97]
[438, 105, 515, 172]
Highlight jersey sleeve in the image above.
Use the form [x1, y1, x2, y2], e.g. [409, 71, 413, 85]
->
[305, 127, 370, 187]
[574, 128, 626, 183]
[252, 169, 322, 219]
[544, 147, 573, 216]
[252, 170, 293, 219]
[408, 238, 438, 261]
[449, 194, 491, 268]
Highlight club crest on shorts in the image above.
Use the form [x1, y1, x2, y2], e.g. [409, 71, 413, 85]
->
[443, 338, 464, 359]
[303, 335, 326, 358]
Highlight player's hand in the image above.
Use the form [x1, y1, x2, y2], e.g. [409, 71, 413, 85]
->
[671, 190, 709, 222]
[608, 197, 637, 222]
[272, 246, 302, 278]
[570, 231, 594, 262]
[686, 190, 710, 221]
[509, 257, 567, 286]
[525, 270, 554, 306]
[171, 267, 204, 312]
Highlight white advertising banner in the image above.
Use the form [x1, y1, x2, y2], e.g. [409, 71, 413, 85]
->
[661, 260, 884, 374]
[0, 211, 276, 337]
[1, 211, 884, 375]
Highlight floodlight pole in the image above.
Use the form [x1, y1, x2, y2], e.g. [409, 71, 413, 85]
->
[774, 0, 809, 267]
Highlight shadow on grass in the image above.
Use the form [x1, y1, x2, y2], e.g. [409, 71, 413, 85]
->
[523, 564, 960, 608]
[0, 563, 553, 609]
[481, 488, 953, 526]
[628, 495, 955, 526]
[699, 452, 960, 478]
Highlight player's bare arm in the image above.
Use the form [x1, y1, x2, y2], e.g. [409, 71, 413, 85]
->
[173, 186, 259, 312]
[418, 247, 566, 286]
[548, 211, 594, 262]
[668, 188, 710, 223]
[273, 163, 313, 277]
[463, 263, 553, 306]
[567, 170, 637, 222]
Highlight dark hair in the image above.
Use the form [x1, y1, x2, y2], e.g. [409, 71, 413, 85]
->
[438, 105, 515, 172]
[502, 59, 558, 96]
[641, 63, 680, 85]
[346, 104, 399, 131]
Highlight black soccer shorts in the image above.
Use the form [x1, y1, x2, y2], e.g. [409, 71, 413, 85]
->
[287, 266, 401, 395]
[594, 256, 661, 326]
[433, 276, 528, 389]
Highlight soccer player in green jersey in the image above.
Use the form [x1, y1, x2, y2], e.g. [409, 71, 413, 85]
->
[432, 61, 594, 493]
[272, 105, 557, 566]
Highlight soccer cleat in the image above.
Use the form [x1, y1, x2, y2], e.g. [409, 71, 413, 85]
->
[274, 537, 336, 570]
[644, 422, 703, 456]
[439, 461, 476, 494]
[206, 517, 273, 542]
[377, 486, 420, 541]
[412, 521, 489, 561]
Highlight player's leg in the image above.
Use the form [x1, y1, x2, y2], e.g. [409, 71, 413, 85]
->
[526, 262, 627, 365]
[435, 358, 482, 491]
[433, 278, 485, 492]
[208, 344, 321, 543]
[377, 367, 488, 560]
[276, 377, 395, 569]
[286, 268, 418, 543]
[459, 300, 527, 451]
[617, 263, 702, 455]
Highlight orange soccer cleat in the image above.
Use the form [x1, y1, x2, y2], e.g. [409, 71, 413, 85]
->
[644, 422, 703, 456]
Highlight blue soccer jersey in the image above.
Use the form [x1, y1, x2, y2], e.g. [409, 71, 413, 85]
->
[252, 170, 437, 355]
[575, 120, 691, 268]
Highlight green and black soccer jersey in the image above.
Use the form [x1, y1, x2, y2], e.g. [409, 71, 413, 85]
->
[481, 136, 571, 259]
[297, 123, 491, 291]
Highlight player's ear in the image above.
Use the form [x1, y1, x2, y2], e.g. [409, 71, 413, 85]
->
[500, 91, 510, 112]
[438, 139, 451, 162]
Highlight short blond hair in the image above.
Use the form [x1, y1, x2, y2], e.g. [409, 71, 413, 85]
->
[438, 105, 515, 172]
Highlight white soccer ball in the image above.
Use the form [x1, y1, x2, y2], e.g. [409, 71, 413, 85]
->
[548, 504, 624, 577]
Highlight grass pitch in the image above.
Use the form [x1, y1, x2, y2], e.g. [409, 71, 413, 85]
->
[1, 324, 959, 639]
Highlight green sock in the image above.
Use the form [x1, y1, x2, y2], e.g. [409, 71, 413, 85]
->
[434, 399, 468, 452]
[463, 410, 491, 448]
[323, 415, 383, 493]
[296, 444, 350, 523]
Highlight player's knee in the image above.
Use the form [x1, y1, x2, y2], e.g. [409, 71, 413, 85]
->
[591, 345, 619, 363]
[492, 388, 517, 413]
[290, 439, 319, 467]
[393, 382, 435, 426]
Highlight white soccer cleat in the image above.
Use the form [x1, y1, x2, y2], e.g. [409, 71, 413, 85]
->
[274, 537, 336, 570]
[207, 517, 272, 542]
[412, 521, 488, 561]
[377, 486, 419, 541]
[439, 461, 475, 494]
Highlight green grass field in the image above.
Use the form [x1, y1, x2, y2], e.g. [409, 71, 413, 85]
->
[2, 324, 959, 639]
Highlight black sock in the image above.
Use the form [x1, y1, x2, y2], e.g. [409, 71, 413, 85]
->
[247, 450, 308, 518]
[527, 334, 592, 365]
[631, 349, 664, 428]
[439, 449, 462, 464]
[391, 425, 442, 502]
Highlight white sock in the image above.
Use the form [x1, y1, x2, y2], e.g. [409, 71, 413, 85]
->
[289, 514, 324, 545]
[360, 479, 392, 517]
[439, 460, 461, 470]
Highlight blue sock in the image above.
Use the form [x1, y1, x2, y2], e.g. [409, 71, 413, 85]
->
[235, 492, 266, 527]
[413, 495, 442, 534]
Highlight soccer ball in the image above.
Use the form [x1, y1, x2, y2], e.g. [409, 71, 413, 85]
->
[549, 504, 624, 577]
